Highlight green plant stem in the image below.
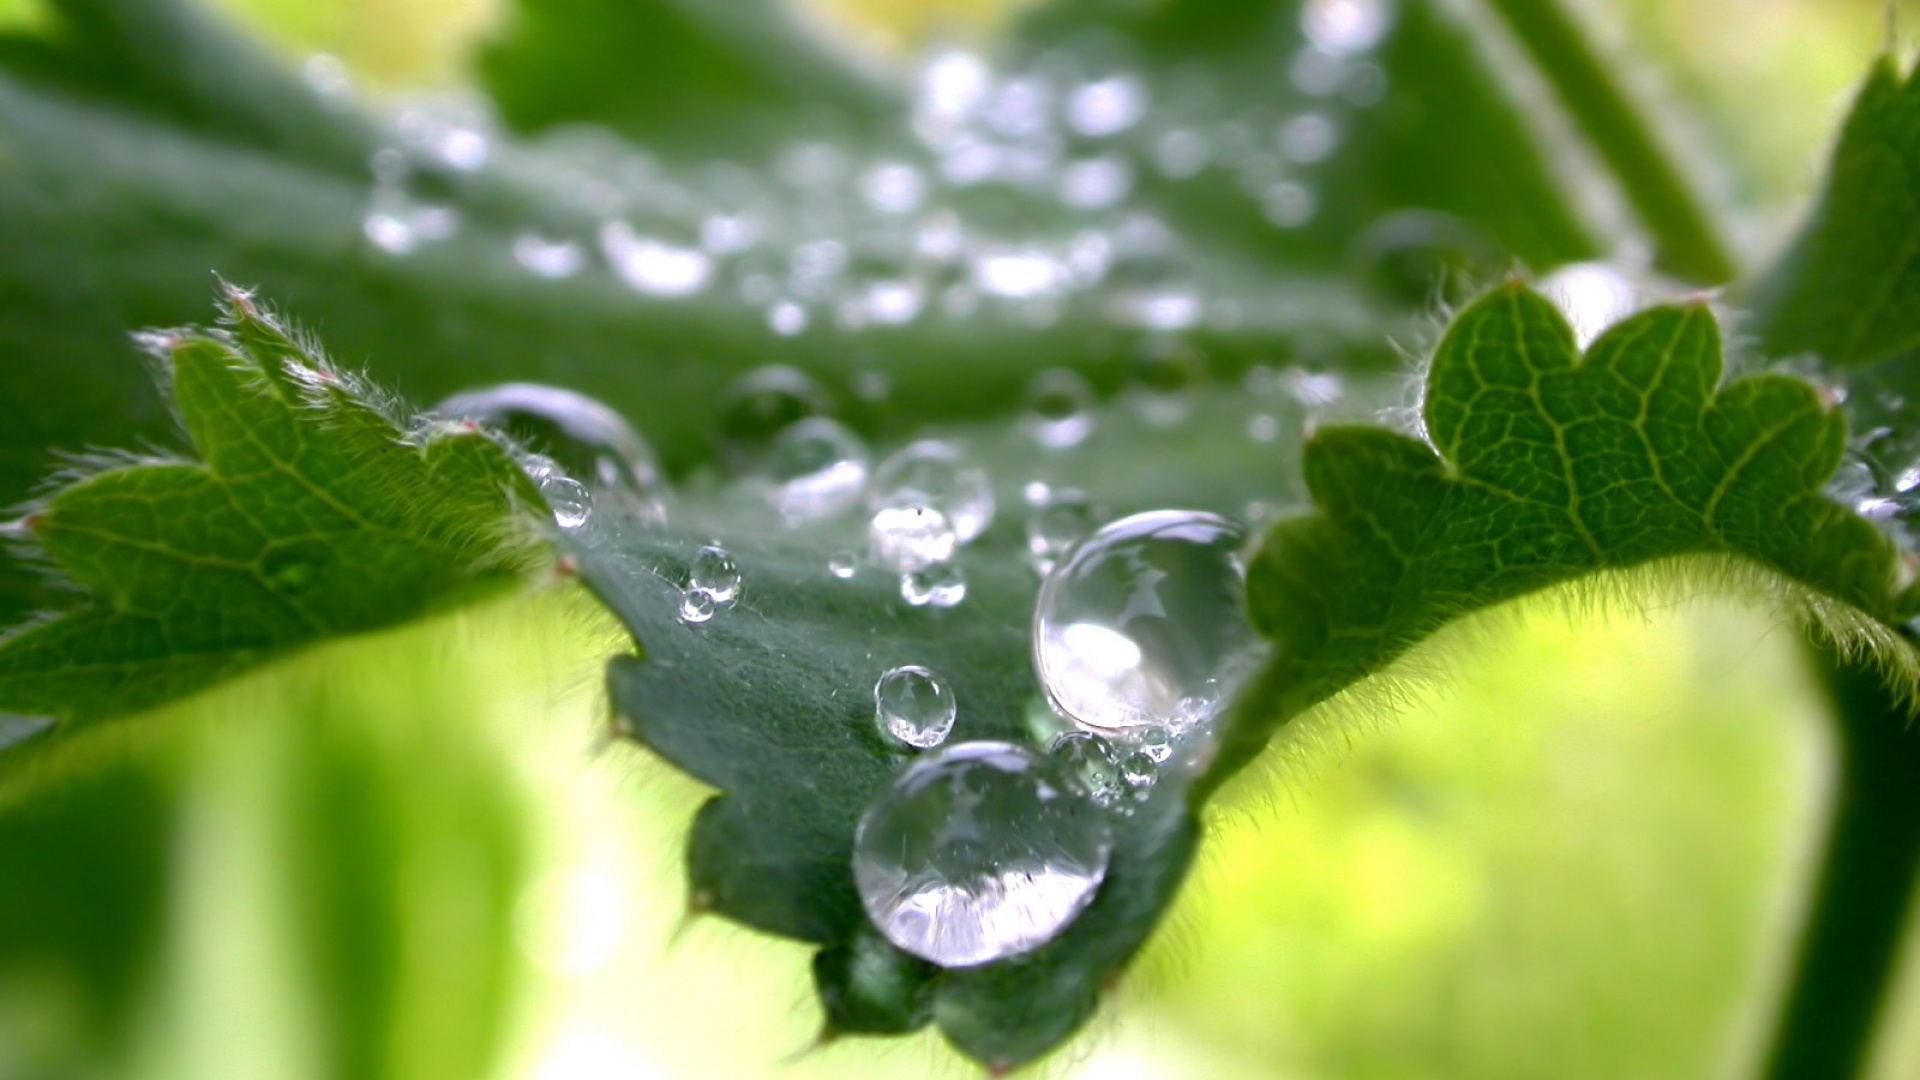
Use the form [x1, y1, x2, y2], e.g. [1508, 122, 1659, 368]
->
[1477, 0, 1737, 284]
[1761, 636, 1920, 1080]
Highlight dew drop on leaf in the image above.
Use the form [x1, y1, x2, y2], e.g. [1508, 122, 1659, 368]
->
[1033, 511, 1261, 736]
[435, 382, 667, 500]
[537, 473, 593, 530]
[870, 439, 996, 544]
[1127, 338, 1207, 426]
[1025, 489, 1102, 574]
[687, 543, 741, 604]
[901, 563, 968, 608]
[852, 741, 1113, 967]
[869, 505, 958, 573]
[1048, 731, 1126, 808]
[678, 588, 717, 625]
[764, 417, 870, 523]
[717, 365, 835, 469]
[1023, 369, 1096, 448]
[874, 665, 958, 749]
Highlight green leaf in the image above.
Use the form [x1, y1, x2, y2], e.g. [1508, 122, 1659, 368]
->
[1213, 283, 1917, 786]
[0, 287, 542, 738]
[1749, 56, 1920, 369]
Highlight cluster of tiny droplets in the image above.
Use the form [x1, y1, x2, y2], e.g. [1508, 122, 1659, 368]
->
[317, 0, 1398, 352]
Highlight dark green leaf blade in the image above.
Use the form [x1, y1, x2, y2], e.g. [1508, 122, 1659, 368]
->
[1749, 56, 1920, 369]
[0, 289, 542, 735]
[1216, 283, 1916, 786]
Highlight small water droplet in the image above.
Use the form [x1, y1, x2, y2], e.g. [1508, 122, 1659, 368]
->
[1154, 129, 1211, 180]
[765, 417, 870, 523]
[829, 551, 861, 579]
[678, 588, 716, 624]
[1048, 731, 1126, 808]
[852, 741, 1113, 967]
[902, 563, 967, 607]
[1302, 0, 1392, 57]
[600, 222, 713, 298]
[869, 505, 959, 572]
[871, 440, 996, 544]
[1137, 726, 1173, 764]
[512, 234, 586, 279]
[688, 544, 741, 603]
[1128, 338, 1206, 426]
[717, 366, 835, 470]
[1247, 414, 1282, 442]
[1278, 112, 1341, 164]
[874, 665, 958, 749]
[1034, 510, 1261, 736]
[1024, 369, 1096, 449]
[1829, 455, 1878, 505]
[1025, 489, 1101, 573]
[1066, 75, 1147, 138]
[1261, 181, 1318, 228]
[1119, 750, 1158, 790]
[539, 473, 593, 529]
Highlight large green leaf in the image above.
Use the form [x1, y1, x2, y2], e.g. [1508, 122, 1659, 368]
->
[1216, 283, 1917, 783]
[1749, 56, 1920, 369]
[0, 287, 542, 739]
[566, 281, 1916, 1068]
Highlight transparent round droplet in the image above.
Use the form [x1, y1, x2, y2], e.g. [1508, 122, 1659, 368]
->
[852, 741, 1113, 967]
[870, 440, 997, 543]
[1302, 0, 1392, 57]
[874, 665, 958, 749]
[902, 563, 967, 608]
[678, 588, 716, 625]
[1024, 369, 1096, 449]
[1025, 490, 1101, 573]
[1049, 731, 1126, 808]
[438, 383, 667, 500]
[538, 473, 592, 530]
[688, 544, 741, 603]
[764, 417, 870, 523]
[717, 365, 835, 471]
[1119, 750, 1158, 790]
[1128, 338, 1206, 426]
[870, 505, 959, 573]
[1034, 510, 1260, 735]
[829, 551, 861, 579]
[1137, 726, 1173, 764]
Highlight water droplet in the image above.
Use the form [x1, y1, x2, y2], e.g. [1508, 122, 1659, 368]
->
[1540, 262, 1643, 349]
[1154, 129, 1211, 180]
[1066, 75, 1147, 138]
[678, 588, 716, 624]
[1128, 338, 1206, 426]
[1247, 414, 1282, 442]
[973, 249, 1068, 299]
[1261, 182, 1318, 228]
[717, 366, 834, 470]
[862, 161, 927, 215]
[513, 234, 586, 279]
[852, 741, 1113, 967]
[1025, 489, 1101, 573]
[600, 222, 713, 298]
[829, 551, 861, 579]
[1137, 726, 1173, 764]
[538, 473, 593, 530]
[1278, 112, 1341, 164]
[870, 505, 959, 573]
[1024, 369, 1096, 449]
[765, 417, 870, 523]
[1048, 731, 1126, 808]
[1034, 510, 1261, 735]
[874, 665, 958, 749]
[1302, 0, 1392, 57]
[767, 301, 809, 336]
[871, 440, 997, 544]
[1060, 156, 1133, 210]
[902, 563, 967, 607]
[1119, 750, 1158, 790]
[688, 544, 741, 603]
[436, 383, 667, 500]
[1829, 455, 1878, 504]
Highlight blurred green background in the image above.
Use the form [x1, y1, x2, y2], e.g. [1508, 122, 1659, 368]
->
[4, 0, 1920, 1078]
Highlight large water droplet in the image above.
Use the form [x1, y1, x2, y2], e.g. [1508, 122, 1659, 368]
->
[436, 383, 667, 500]
[871, 440, 996, 544]
[852, 741, 1113, 967]
[765, 417, 870, 523]
[870, 505, 959, 573]
[1034, 510, 1260, 735]
[874, 665, 958, 749]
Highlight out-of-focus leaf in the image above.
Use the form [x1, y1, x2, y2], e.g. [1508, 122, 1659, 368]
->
[1749, 56, 1920, 370]
[1215, 284, 1917, 785]
[0, 288, 542, 743]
